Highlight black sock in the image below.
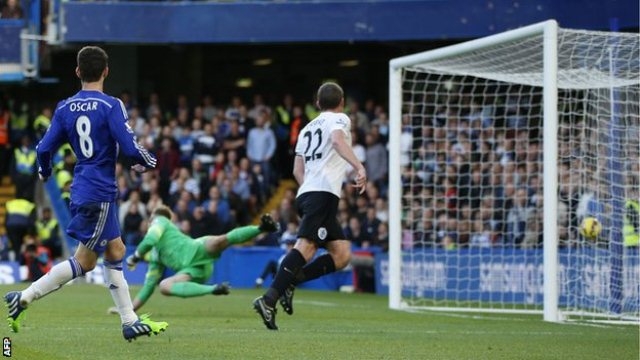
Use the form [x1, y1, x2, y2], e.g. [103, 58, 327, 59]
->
[293, 254, 336, 286]
[264, 249, 306, 307]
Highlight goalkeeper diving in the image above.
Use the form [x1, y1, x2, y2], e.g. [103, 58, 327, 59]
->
[110, 205, 279, 313]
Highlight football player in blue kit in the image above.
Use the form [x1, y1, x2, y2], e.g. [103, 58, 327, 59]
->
[4, 46, 168, 341]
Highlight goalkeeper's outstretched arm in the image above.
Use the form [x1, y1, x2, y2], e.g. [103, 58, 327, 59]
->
[127, 219, 166, 268]
[132, 261, 165, 311]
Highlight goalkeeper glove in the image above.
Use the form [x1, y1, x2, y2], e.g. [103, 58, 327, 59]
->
[126, 252, 141, 270]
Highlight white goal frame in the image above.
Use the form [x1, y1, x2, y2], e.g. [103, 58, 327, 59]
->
[387, 19, 632, 323]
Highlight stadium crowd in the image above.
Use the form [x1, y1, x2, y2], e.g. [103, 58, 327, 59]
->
[0, 91, 391, 267]
[1, 87, 637, 278]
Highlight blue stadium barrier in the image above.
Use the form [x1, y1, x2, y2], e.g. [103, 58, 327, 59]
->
[374, 248, 640, 312]
[0, 247, 354, 292]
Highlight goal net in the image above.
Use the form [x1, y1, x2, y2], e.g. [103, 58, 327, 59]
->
[387, 20, 639, 323]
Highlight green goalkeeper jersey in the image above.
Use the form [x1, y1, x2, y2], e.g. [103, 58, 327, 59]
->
[136, 216, 203, 271]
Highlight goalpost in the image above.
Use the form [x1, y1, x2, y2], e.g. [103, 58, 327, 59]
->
[388, 20, 639, 323]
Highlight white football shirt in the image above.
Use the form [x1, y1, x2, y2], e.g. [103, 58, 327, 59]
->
[295, 111, 352, 197]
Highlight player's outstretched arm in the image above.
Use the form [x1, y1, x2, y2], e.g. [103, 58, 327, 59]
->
[107, 101, 157, 169]
[35, 111, 67, 180]
[133, 261, 164, 312]
[130, 218, 167, 265]
[293, 155, 305, 185]
[331, 130, 367, 193]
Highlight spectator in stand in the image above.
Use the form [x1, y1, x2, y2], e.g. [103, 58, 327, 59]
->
[443, 215, 458, 250]
[1, 0, 23, 19]
[118, 190, 148, 227]
[204, 200, 227, 235]
[247, 109, 276, 187]
[505, 187, 534, 247]
[145, 92, 163, 121]
[276, 197, 296, 225]
[469, 217, 493, 248]
[11, 135, 38, 202]
[361, 206, 380, 245]
[217, 112, 232, 139]
[237, 158, 257, 210]
[363, 99, 376, 123]
[460, 168, 485, 210]
[344, 216, 366, 248]
[347, 99, 370, 133]
[128, 107, 146, 137]
[353, 195, 369, 221]
[201, 95, 218, 122]
[139, 171, 159, 202]
[177, 126, 195, 167]
[209, 152, 226, 182]
[364, 132, 388, 190]
[223, 119, 247, 159]
[289, 105, 308, 154]
[190, 105, 204, 127]
[190, 158, 210, 197]
[273, 94, 294, 177]
[173, 197, 194, 224]
[364, 182, 381, 206]
[191, 205, 223, 237]
[345, 129, 366, 180]
[220, 177, 245, 224]
[372, 111, 389, 143]
[456, 203, 473, 247]
[33, 106, 52, 142]
[35, 207, 62, 260]
[374, 197, 388, 223]
[145, 192, 164, 217]
[201, 185, 232, 227]
[122, 204, 145, 247]
[248, 93, 269, 124]
[250, 162, 269, 207]
[10, 102, 28, 148]
[21, 236, 52, 282]
[375, 222, 389, 252]
[119, 90, 134, 113]
[170, 167, 201, 202]
[224, 149, 239, 175]
[228, 165, 251, 218]
[156, 137, 180, 202]
[190, 118, 204, 138]
[0, 101, 10, 177]
[193, 122, 219, 170]
[237, 104, 255, 136]
[225, 95, 243, 122]
[4, 198, 36, 261]
[175, 94, 190, 121]
[413, 207, 435, 248]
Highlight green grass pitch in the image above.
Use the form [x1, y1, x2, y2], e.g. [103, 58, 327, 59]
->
[0, 284, 637, 360]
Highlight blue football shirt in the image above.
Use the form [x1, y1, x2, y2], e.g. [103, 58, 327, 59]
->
[36, 90, 156, 204]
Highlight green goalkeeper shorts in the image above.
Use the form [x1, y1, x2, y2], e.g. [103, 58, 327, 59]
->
[176, 237, 215, 283]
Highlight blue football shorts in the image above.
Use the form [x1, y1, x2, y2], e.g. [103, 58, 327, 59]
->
[66, 201, 121, 254]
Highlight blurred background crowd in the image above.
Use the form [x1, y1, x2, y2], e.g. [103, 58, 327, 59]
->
[0, 82, 638, 284]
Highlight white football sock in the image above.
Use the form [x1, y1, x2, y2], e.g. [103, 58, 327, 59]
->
[104, 260, 137, 326]
[21, 257, 83, 305]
